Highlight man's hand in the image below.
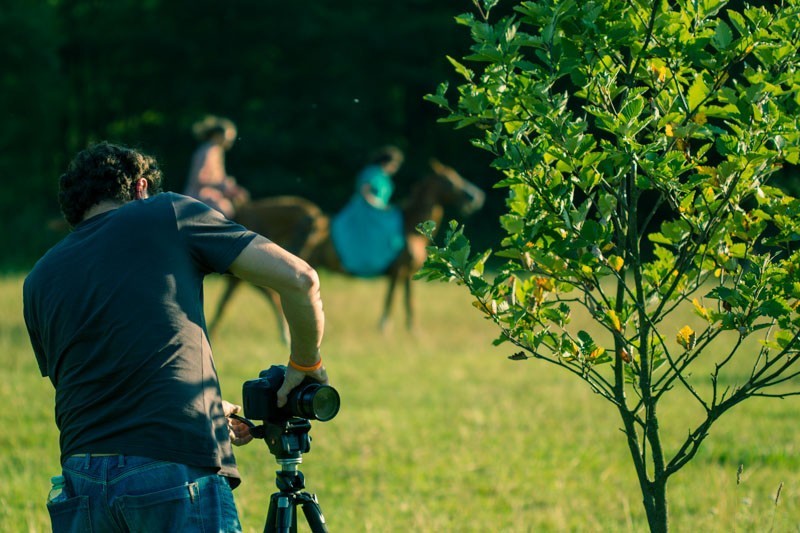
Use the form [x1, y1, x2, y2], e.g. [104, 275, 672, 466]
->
[222, 400, 254, 446]
[276, 365, 329, 408]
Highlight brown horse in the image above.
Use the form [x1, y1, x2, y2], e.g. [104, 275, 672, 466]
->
[208, 159, 485, 340]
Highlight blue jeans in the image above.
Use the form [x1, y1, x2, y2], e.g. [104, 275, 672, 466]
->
[47, 454, 242, 532]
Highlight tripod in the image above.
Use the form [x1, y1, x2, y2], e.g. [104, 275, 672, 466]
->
[265, 454, 327, 533]
[234, 415, 329, 533]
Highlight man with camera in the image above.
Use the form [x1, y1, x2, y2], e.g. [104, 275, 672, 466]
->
[23, 141, 328, 532]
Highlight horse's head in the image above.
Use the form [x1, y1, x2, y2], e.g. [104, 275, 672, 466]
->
[426, 158, 485, 216]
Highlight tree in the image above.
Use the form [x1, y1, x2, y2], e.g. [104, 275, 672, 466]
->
[419, 0, 800, 530]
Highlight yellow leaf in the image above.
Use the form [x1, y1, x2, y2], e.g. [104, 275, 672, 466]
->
[692, 298, 711, 321]
[566, 341, 580, 356]
[696, 166, 714, 175]
[677, 325, 696, 350]
[589, 346, 606, 360]
[665, 123, 675, 137]
[649, 62, 667, 82]
[533, 286, 545, 304]
[607, 255, 624, 272]
[607, 310, 622, 332]
[693, 112, 707, 125]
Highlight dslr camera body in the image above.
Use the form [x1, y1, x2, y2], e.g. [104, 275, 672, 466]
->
[243, 365, 340, 424]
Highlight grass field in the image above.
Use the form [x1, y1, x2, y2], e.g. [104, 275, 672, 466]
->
[1, 272, 799, 532]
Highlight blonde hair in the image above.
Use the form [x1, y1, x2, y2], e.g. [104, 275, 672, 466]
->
[192, 115, 237, 142]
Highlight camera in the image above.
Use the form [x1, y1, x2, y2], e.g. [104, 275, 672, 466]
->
[242, 365, 340, 424]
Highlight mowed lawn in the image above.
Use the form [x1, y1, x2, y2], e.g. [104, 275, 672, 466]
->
[1, 272, 799, 532]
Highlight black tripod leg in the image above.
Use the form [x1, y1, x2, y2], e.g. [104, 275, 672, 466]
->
[265, 494, 297, 533]
[300, 493, 329, 533]
[265, 494, 277, 533]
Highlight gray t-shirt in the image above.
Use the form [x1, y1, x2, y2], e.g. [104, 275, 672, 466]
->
[23, 192, 257, 487]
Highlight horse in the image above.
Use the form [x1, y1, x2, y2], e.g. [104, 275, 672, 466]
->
[208, 159, 485, 341]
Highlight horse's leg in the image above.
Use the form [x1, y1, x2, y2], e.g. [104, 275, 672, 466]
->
[255, 285, 290, 345]
[403, 235, 428, 333]
[208, 276, 241, 335]
[404, 274, 414, 331]
[380, 272, 398, 332]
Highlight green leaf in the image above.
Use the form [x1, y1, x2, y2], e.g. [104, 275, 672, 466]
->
[661, 220, 691, 244]
[711, 20, 733, 50]
[687, 76, 708, 111]
[620, 95, 644, 123]
[447, 55, 474, 81]
[579, 219, 604, 242]
[649, 232, 673, 245]
[424, 82, 451, 109]
[416, 220, 438, 239]
[577, 330, 595, 349]
[728, 243, 747, 258]
[759, 298, 792, 320]
[707, 286, 745, 308]
[775, 330, 796, 349]
[727, 10, 747, 35]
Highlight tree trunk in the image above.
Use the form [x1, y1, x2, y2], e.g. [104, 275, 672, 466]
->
[642, 478, 668, 533]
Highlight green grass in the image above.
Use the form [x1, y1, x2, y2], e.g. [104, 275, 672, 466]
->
[2, 272, 799, 532]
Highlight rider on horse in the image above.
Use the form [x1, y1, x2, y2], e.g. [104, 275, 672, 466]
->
[330, 145, 406, 277]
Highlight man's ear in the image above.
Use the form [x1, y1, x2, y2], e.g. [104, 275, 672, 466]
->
[134, 178, 149, 200]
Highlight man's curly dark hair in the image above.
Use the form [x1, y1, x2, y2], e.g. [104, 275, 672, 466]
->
[59, 142, 164, 227]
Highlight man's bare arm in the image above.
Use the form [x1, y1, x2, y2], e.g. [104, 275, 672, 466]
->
[228, 235, 324, 364]
[228, 235, 327, 405]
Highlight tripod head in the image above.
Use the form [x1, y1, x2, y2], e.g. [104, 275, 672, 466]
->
[262, 418, 312, 461]
[230, 415, 313, 464]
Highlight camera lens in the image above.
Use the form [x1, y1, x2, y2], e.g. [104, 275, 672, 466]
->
[294, 384, 340, 421]
[310, 385, 340, 421]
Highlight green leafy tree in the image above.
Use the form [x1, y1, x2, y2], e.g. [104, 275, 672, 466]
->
[421, 0, 800, 530]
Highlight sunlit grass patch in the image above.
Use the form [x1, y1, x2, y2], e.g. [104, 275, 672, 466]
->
[2, 273, 799, 531]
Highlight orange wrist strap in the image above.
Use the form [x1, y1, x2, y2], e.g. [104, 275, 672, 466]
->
[288, 357, 323, 372]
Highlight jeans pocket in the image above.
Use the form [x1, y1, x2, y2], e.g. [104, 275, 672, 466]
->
[118, 482, 203, 532]
[47, 496, 92, 533]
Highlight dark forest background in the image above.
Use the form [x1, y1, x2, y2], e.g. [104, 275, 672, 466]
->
[2, 1, 797, 270]
[1, 0, 503, 270]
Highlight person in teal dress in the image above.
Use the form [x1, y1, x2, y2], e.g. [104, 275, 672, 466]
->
[331, 145, 406, 276]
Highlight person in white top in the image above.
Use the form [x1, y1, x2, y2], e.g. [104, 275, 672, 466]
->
[184, 115, 250, 218]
